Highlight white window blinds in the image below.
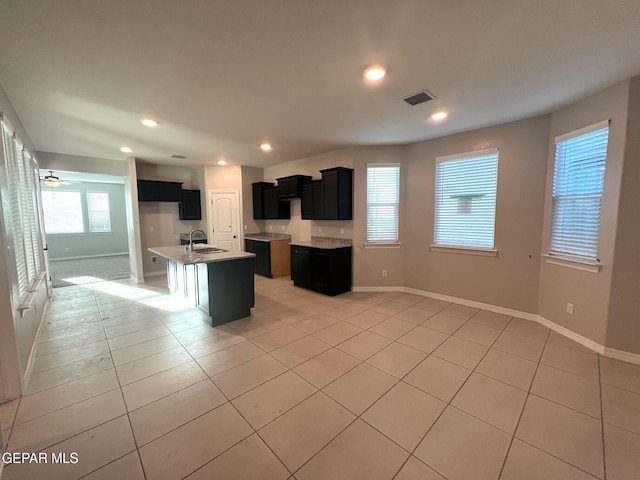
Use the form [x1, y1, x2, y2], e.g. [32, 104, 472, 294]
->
[367, 164, 400, 243]
[1, 118, 44, 299]
[550, 121, 609, 259]
[41, 191, 84, 234]
[87, 192, 112, 232]
[434, 149, 498, 249]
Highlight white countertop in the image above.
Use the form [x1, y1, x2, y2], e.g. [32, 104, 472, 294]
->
[148, 245, 255, 265]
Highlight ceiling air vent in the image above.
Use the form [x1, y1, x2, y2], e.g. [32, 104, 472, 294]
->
[402, 90, 436, 106]
[170, 154, 187, 159]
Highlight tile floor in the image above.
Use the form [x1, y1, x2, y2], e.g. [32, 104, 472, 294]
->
[1, 275, 639, 479]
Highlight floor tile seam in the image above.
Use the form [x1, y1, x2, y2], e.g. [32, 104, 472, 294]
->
[248, 323, 310, 348]
[405, 321, 515, 467]
[107, 332, 176, 353]
[25, 363, 115, 397]
[124, 378, 216, 416]
[464, 316, 511, 333]
[321, 373, 400, 420]
[112, 343, 191, 370]
[504, 437, 604, 480]
[100, 309, 164, 325]
[74, 449, 139, 480]
[598, 378, 640, 396]
[130, 398, 233, 449]
[501, 327, 549, 345]
[239, 321, 294, 341]
[599, 380, 640, 399]
[601, 419, 640, 437]
[285, 414, 361, 478]
[37, 332, 108, 350]
[471, 368, 534, 394]
[114, 386, 151, 480]
[209, 359, 294, 402]
[545, 338, 597, 355]
[366, 316, 422, 341]
[537, 358, 600, 382]
[13, 384, 123, 428]
[31, 348, 113, 374]
[0, 397, 22, 450]
[117, 356, 195, 388]
[597, 355, 608, 480]
[7, 413, 131, 455]
[99, 308, 155, 321]
[497, 328, 550, 480]
[268, 335, 337, 369]
[103, 321, 171, 340]
[40, 320, 105, 335]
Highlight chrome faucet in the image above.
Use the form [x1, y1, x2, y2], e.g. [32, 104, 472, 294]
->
[188, 228, 207, 252]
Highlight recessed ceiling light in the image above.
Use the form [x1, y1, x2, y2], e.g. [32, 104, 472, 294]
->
[218, 160, 227, 165]
[120, 146, 133, 153]
[364, 65, 386, 81]
[141, 118, 158, 127]
[260, 143, 272, 152]
[431, 111, 448, 121]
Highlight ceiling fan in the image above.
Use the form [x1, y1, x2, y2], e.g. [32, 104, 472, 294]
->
[40, 171, 73, 187]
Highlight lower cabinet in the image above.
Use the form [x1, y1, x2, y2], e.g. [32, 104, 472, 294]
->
[245, 238, 291, 278]
[291, 245, 351, 296]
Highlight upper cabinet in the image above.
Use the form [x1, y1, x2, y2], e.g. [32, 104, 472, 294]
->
[137, 179, 183, 202]
[179, 189, 202, 220]
[300, 167, 353, 220]
[252, 182, 290, 220]
[276, 175, 313, 199]
[320, 167, 353, 220]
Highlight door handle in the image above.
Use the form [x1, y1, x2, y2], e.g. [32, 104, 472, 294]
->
[233, 235, 237, 239]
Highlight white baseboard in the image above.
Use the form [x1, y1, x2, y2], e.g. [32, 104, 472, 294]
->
[354, 284, 640, 366]
[144, 271, 167, 278]
[49, 252, 129, 262]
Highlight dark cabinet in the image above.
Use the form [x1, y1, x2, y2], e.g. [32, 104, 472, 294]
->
[276, 175, 312, 199]
[263, 187, 291, 219]
[290, 245, 351, 296]
[179, 189, 202, 220]
[253, 182, 290, 219]
[254, 241, 271, 277]
[291, 246, 312, 284]
[137, 180, 183, 202]
[299, 168, 352, 220]
[321, 167, 353, 220]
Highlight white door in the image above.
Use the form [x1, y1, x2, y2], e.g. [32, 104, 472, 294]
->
[208, 190, 241, 252]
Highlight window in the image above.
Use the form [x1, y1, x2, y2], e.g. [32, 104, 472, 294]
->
[87, 192, 112, 232]
[434, 149, 498, 249]
[1, 117, 44, 299]
[550, 120, 609, 259]
[367, 164, 400, 243]
[41, 191, 84, 234]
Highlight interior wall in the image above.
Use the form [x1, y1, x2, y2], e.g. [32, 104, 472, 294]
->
[403, 116, 550, 313]
[43, 182, 129, 260]
[137, 162, 206, 276]
[537, 80, 630, 347]
[37, 151, 127, 176]
[606, 77, 640, 354]
[352, 145, 407, 287]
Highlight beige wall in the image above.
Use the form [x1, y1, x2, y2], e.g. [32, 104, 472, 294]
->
[241, 166, 265, 235]
[352, 145, 407, 287]
[137, 162, 207, 275]
[537, 80, 630, 346]
[38, 151, 127, 176]
[606, 77, 640, 353]
[401, 116, 550, 313]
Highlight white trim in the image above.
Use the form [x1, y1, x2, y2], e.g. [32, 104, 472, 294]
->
[542, 254, 601, 273]
[366, 162, 400, 169]
[0, 457, 4, 478]
[22, 287, 48, 393]
[555, 119, 610, 143]
[429, 245, 498, 257]
[363, 243, 403, 249]
[436, 147, 498, 163]
[351, 284, 640, 366]
[49, 252, 129, 262]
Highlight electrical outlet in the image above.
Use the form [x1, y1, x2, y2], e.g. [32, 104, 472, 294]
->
[244, 225, 247, 230]
[151, 256, 158, 263]
[282, 226, 285, 231]
[340, 228, 344, 234]
[382, 270, 388, 277]
[566, 303, 574, 315]
[65, 248, 69, 252]
[318, 227, 322, 233]
[269, 225, 273, 231]
[149, 226, 154, 232]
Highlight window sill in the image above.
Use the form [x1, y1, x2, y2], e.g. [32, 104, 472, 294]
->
[364, 242, 403, 250]
[429, 245, 498, 257]
[542, 254, 601, 273]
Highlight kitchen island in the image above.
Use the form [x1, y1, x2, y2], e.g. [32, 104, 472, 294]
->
[148, 245, 255, 326]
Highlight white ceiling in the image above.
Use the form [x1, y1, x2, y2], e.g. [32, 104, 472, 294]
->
[1, 1, 640, 168]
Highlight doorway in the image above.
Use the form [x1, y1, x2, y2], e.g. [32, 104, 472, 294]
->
[207, 189, 242, 252]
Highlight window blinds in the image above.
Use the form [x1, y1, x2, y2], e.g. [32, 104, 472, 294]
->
[434, 149, 498, 248]
[41, 191, 84, 234]
[1, 119, 43, 298]
[87, 192, 112, 232]
[367, 164, 400, 243]
[550, 122, 609, 259]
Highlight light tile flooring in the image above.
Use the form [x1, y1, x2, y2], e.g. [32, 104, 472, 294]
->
[1, 276, 639, 479]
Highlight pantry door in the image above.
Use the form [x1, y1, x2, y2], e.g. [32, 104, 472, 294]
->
[208, 190, 241, 252]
